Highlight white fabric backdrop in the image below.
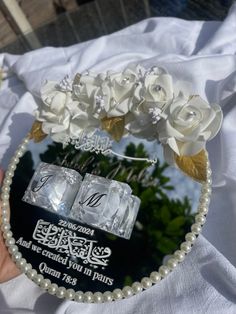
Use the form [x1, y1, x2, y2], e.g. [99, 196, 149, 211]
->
[0, 3, 236, 313]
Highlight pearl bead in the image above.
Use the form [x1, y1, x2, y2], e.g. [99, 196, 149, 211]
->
[204, 181, 211, 187]
[112, 288, 123, 300]
[1, 223, 10, 231]
[16, 149, 24, 158]
[3, 178, 12, 185]
[198, 205, 208, 215]
[4, 178, 12, 186]
[93, 292, 103, 303]
[195, 214, 206, 225]
[33, 274, 44, 285]
[180, 241, 192, 253]
[12, 251, 22, 261]
[3, 187, 9, 195]
[1, 210, 7, 217]
[40, 279, 51, 289]
[8, 245, 18, 254]
[103, 291, 113, 302]
[122, 286, 134, 297]
[206, 177, 212, 185]
[75, 291, 84, 302]
[4, 178, 11, 185]
[167, 258, 178, 270]
[56, 287, 66, 299]
[11, 157, 19, 164]
[206, 168, 212, 176]
[141, 277, 152, 289]
[202, 186, 211, 194]
[174, 250, 185, 262]
[2, 193, 9, 200]
[191, 223, 202, 234]
[8, 163, 16, 171]
[65, 289, 75, 300]
[22, 263, 32, 272]
[27, 269, 37, 279]
[2, 186, 10, 193]
[200, 197, 210, 206]
[1, 209, 8, 217]
[185, 232, 196, 243]
[20, 139, 27, 145]
[2, 201, 9, 208]
[48, 284, 58, 295]
[132, 282, 143, 294]
[16, 258, 26, 268]
[5, 238, 15, 246]
[3, 230, 12, 239]
[5, 170, 14, 178]
[159, 265, 169, 278]
[150, 271, 161, 283]
[84, 291, 94, 303]
[22, 137, 29, 144]
[2, 217, 8, 224]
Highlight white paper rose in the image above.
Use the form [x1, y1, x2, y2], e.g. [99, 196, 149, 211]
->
[125, 66, 174, 139]
[134, 66, 174, 106]
[73, 72, 101, 102]
[36, 80, 99, 143]
[93, 68, 138, 118]
[34, 67, 223, 175]
[157, 94, 223, 164]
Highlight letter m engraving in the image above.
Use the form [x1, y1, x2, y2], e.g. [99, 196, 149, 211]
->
[79, 193, 107, 207]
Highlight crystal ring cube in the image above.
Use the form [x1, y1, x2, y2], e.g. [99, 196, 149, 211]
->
[22, 162, 83, 216]
[70, 173, 140, 239]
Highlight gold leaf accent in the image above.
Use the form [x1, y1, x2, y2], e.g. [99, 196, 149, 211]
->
[101, 116, 125, 141]
[188, 95, 198, 101]
[29, 121, 47, 143]
[174, 149, 207, 182]
[73, 73, 81, 86]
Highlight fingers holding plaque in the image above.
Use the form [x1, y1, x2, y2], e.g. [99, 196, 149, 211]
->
[0, 64, 222, 303]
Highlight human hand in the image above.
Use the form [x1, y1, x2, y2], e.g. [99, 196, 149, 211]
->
[0, 168, 21, 283]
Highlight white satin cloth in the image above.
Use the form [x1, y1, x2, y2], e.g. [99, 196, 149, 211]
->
[0, 3, 236, 314]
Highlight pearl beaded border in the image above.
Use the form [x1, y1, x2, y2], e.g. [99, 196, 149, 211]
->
[0, 135, 212, 303]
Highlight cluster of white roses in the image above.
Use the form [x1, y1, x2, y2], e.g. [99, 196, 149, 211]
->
[36, 65, 223, 164]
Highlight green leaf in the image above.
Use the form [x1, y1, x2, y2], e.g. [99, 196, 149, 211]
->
[157, 237, 177, 254]
[148, 230, 162, 242]
[124, 275, 133, 286]
[140, 188, 156, 207]
[166, 216, 186, 236]
[164, 185, 174, 190]
[160, 206, 171, 225]
[125, 143, 135, 157]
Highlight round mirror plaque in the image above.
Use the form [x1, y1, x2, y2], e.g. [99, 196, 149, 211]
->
[1, 135, 212, 303]
[1, 64, 221, 302]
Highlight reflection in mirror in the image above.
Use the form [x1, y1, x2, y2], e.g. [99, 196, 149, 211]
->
[10, 137, 200, 290]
